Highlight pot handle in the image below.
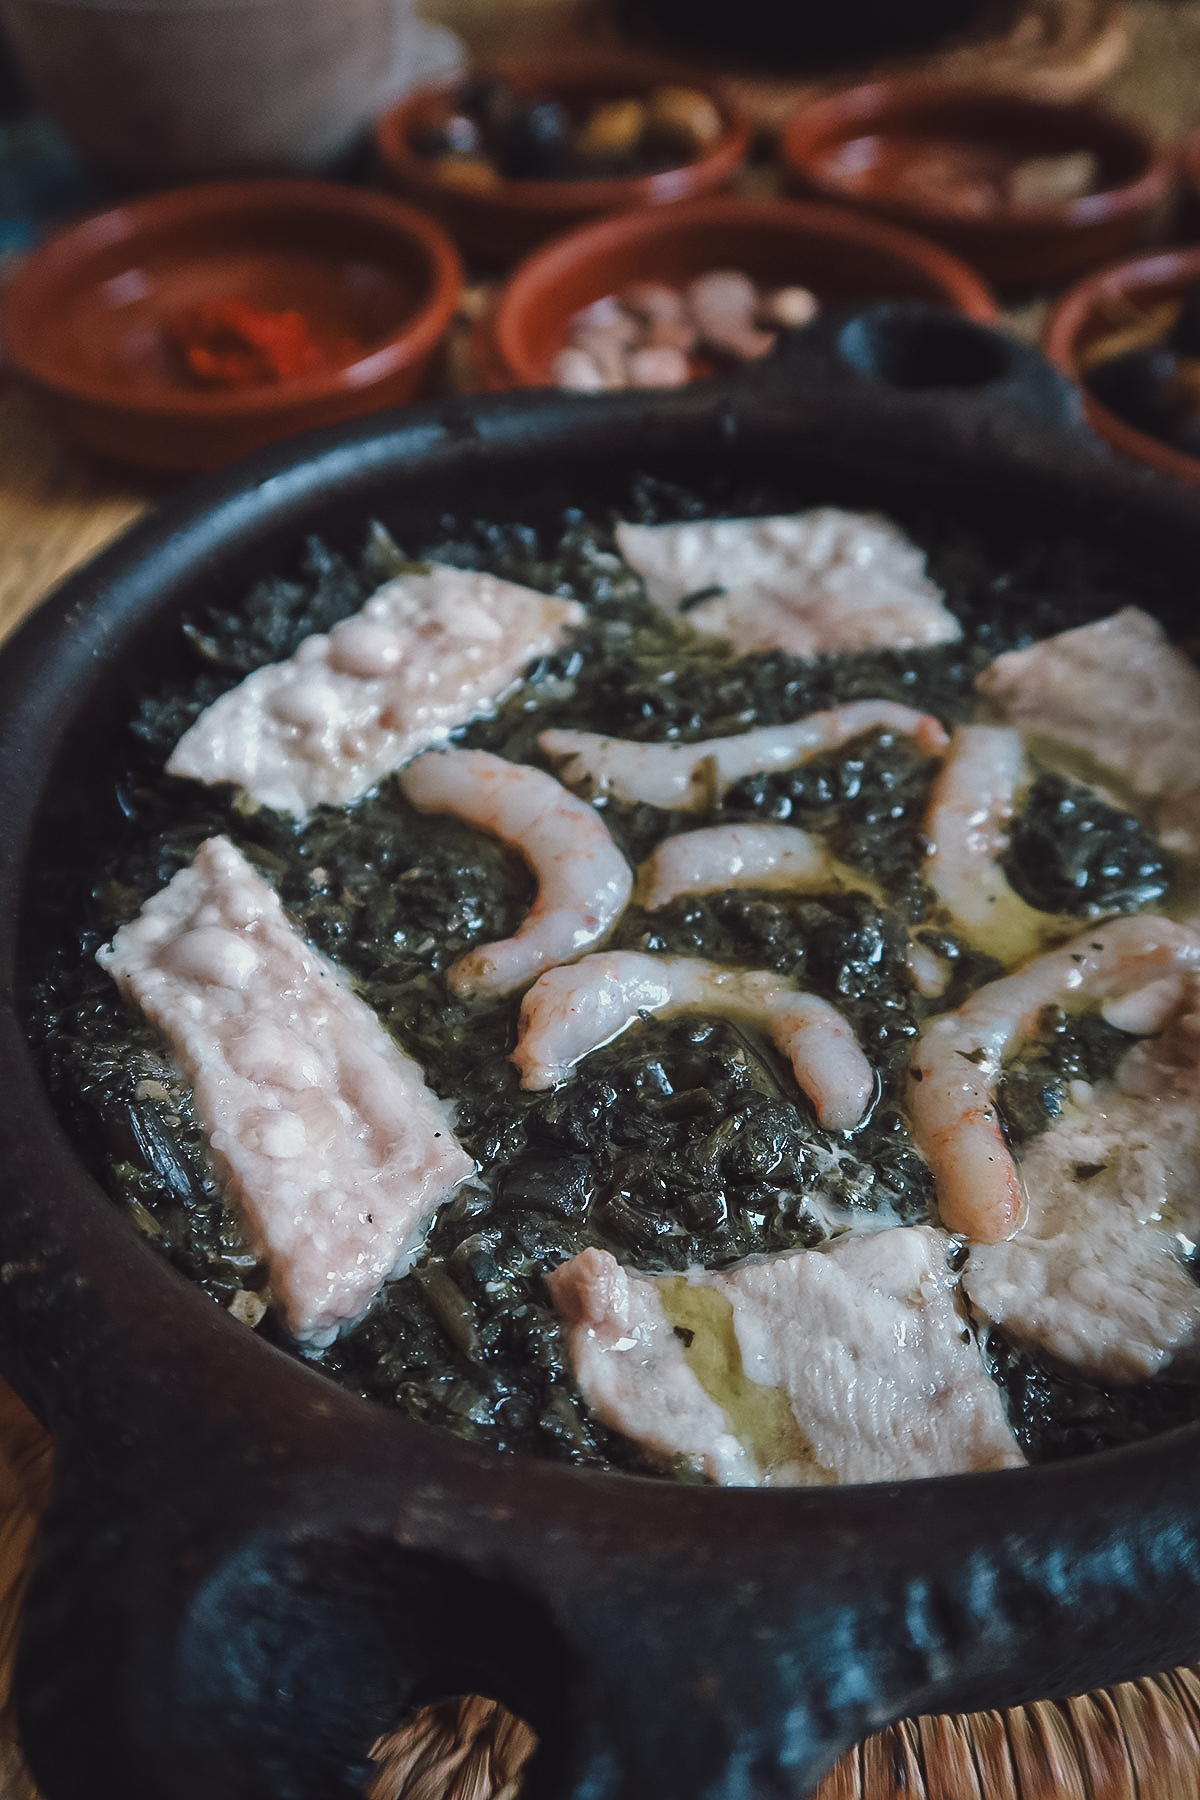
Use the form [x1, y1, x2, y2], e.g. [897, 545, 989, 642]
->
[728, 300, 1116, 481]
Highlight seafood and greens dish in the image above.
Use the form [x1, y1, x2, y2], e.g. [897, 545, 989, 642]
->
[28, 481, 1200, 1489]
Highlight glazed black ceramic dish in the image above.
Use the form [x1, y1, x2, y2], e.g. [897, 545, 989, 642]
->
[5, 306, 1200, 1800]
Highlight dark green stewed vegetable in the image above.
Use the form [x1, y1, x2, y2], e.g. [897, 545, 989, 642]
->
[22, 488, 1200, 1477]
[1004, 773, 1168, 918]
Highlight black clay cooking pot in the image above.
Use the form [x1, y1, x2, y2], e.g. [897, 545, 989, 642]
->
[5, 306, 1200, 1800]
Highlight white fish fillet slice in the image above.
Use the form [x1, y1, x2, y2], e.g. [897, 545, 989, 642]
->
[546, 1248, 755, 1485]
[166, 565, 584, 818]
[616, 510, 961, 656]
[963, 1095, 1200, 1385]
[977, 607, 1200, 853]
[715, 1227, 1024, 1483]
[97, 836, 474, 1346]
[549, 1229, 1024, 1486]
[964, 990, 1200, 1386]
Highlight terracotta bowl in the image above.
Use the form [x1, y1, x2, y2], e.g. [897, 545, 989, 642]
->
[780, 80, 1174, 292]
[1042, 244, 1200, 486]
[1178, 123, 1200, 236]
[374, 60, 751, 266]
[475, 193, 998, 391]
[2, 180, 463, 472]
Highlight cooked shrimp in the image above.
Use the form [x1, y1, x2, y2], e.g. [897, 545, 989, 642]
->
[511, 951, 675, 1086]
[641, 824, 950, 1001]
[540, 702, 949, 813]
[924, 725, 1061, 963]
[399, 750, 632, 999]
[639, 823, 835, 910]
[513, 951, 875, 1130]
[909, 915, 1200, 1244]
[906, 939, 950, 999]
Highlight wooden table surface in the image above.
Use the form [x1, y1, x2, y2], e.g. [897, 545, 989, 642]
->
[0, 387, 150, 644]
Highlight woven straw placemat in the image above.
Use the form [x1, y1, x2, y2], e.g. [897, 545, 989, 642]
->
[0, 1375, 1196, 1800]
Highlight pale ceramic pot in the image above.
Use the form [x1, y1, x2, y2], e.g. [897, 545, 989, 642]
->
[0, 0, 463, 184]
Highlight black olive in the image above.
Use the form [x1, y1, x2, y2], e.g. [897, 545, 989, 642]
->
[409, 121, 453, 159]
[459, 76, 517, 135]
[496, 98, 573, 178]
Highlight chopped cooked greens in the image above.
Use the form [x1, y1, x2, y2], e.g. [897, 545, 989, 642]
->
[997, 1006, 1135, 1147]
[1004, 773, 1169, 918]
[983, 1328, 1200, 1463]
[22, 486, 1200, 1476]
[722, 727, 938, 913]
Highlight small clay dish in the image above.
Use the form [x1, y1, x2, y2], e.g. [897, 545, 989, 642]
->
[780, 80, 1173, 292]
[474, 193, 997, 391]
[2, 180, 463, 472]
[374, 60, 751, 266]
[1179, 123, 1200, 235]
[1043, 245, 1200, 487]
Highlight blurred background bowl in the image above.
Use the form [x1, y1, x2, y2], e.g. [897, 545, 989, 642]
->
[473, 192, 998, 390]
[1043, 244, 1200, 485]
[1180, 119, 1200, 234]
[780, 79, 1173, 291]
[375, 58, 751, 266]
[2, 178, 463, 471]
